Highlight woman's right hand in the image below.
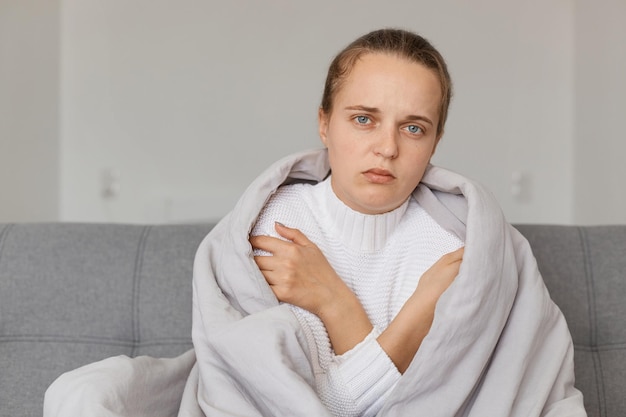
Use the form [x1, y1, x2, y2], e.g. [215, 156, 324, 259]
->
[414, 246, 464, 306]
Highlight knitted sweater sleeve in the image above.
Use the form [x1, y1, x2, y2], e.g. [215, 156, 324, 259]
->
[250, 183, 402, 416]
[291, 307, 401, 417]
[250, 235, 401, 415]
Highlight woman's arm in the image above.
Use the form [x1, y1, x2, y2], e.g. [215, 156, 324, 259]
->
[249, 222, 464, 368]
[250, 222, 372, 354]
[377, 247, 464, 373]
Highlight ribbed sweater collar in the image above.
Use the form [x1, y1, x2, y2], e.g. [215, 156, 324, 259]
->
[318, 177, 409, 252]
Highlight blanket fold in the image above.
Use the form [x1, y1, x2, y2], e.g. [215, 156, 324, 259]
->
[44, 149, 586, 417]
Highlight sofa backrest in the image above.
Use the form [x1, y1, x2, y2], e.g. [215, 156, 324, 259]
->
[515, 225, 626, 417]
[0, 223, 624, 417]
[0, 223, 212, 417]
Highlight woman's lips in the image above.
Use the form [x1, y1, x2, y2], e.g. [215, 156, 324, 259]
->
[363, 168, 395, 184]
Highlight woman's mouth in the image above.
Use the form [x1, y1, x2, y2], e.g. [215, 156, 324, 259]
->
[363, 168, 396, 184]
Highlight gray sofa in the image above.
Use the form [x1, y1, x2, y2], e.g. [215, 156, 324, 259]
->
[0, 223, 624, 417]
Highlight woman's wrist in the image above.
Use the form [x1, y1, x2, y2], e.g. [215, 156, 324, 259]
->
[377, 293, 436, 373]
[317, 288, 373, 355]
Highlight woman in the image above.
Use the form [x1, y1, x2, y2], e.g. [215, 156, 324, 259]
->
[186, 28, 584, 416]
[44, 28, 586, 417]
[249, 29, 464, 415]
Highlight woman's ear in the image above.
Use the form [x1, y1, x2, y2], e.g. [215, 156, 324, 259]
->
[318, 108, 330, 146]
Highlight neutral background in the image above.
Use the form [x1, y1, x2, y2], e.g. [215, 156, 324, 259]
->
[1, 0, 625, 225]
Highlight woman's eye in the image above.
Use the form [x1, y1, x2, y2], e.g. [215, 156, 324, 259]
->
[355, 115, 370, 125]
[405, 125, 423, 134]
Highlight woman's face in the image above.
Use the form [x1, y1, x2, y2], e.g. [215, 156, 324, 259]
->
[319, 52, 442, 215]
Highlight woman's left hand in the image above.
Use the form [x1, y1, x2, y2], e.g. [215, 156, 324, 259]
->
[249, 222, 373, 354]
[250, 222, 349, 316]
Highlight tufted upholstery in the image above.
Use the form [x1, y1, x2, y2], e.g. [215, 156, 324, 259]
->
[515, 225, 626, 417]
[0, 223, 624, 416]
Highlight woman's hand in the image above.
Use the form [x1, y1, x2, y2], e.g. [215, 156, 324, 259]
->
[250, 222, 346, 315]
[414, 246, 465, 307]
[378, 246, 464, 373]
[249, 222, 372, 354]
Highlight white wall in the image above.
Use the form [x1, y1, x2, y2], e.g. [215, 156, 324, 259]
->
[3, 1, 624, 225]
[56, 0, 575, 224]
[435, 1, 574, 224]
[0, 0, 60, 222]
[573, 0, 626, 224]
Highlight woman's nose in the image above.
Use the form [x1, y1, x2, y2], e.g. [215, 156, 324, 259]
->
[374, 128, 399, 159]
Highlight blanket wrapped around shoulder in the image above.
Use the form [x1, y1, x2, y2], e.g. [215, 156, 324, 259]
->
[44, 149, 586, 417]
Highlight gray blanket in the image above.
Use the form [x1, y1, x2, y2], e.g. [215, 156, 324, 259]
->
[44, 149, 586, 417]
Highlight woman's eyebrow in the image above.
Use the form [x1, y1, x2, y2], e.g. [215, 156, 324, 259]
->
[344, 105, 381, 113]
[405, 114, 434, 126]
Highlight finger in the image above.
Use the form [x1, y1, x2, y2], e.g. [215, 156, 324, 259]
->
[451, 246, 464, 255]
[274, 222, 311, 246]
[249, 234, 291, 253]
[253, 255, 277, 271]
[445, 246, 464, 262]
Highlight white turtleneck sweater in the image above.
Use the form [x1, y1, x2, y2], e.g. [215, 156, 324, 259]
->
[251, 177, 463, 416]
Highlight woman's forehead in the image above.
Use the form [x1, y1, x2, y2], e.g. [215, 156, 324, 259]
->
[333, 53, 442, 116]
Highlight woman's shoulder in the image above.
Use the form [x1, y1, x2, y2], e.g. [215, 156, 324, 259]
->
[270, 181, 317, 207]
[251, 181, 319, 237]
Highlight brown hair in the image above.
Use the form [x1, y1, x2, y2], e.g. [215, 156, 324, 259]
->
[321, 28, 452, 137]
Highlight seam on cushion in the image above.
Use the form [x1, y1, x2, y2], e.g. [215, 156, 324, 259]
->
[579, 227, 606, 417]
[0, 335, 135, 346]
[579, 228, 596, 346]
[130, 225, 151, 357]
[0, 334, 192, 346]
[0, 223, 14, 267]
[573, 342, 626, 352]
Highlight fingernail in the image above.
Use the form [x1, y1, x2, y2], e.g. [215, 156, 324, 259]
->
[275, 221, 285, 227]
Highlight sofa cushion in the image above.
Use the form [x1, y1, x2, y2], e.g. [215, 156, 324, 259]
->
[1, 223, 625, 417]
[0, 223, 212, 417]
[516, 225, 626, 417]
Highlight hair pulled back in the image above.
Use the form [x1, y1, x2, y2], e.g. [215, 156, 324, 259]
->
[321, 28, 452, 137]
